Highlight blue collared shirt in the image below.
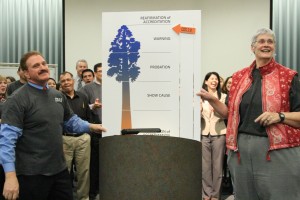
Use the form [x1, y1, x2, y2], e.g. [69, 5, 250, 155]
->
[27, 81, 49, 90]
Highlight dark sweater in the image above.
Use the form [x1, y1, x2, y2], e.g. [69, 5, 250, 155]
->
[7, 80, 25, 96]
[2, 84, 73, 175]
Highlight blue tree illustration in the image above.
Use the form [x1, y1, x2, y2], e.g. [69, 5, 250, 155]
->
[107, 25, 141, 129]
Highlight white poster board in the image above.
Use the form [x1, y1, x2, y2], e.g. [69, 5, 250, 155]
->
[102, 10, 201, 141]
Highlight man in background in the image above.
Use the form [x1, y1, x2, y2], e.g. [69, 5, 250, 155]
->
[74, 59, 88, 90]
[60, 71, 92, 200]
[7, 66, 27, 95]
[82, 69, 95, 85]
[80, 63, 102, 200]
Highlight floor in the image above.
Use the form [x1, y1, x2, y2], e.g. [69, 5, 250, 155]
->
[85, 194, 232, 200]
[72, 175, 234, 200]
[94, 194, 233, 200]
[73, 186, 234, 200]
[81, 194, 233, 200]
[223, 194, 234, 200]
[74, 191, 233, 200]
[72, 181, 100, 200]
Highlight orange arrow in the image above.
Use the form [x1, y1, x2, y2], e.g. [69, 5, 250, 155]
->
[173, 24, 196, 34]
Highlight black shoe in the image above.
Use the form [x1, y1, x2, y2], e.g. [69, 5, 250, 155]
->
[89, 195, 97, 200]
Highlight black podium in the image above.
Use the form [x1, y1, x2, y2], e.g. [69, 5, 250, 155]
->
[99, 135, 202, 200]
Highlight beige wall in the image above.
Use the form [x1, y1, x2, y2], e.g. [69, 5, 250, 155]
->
[65, 0, 270, 80]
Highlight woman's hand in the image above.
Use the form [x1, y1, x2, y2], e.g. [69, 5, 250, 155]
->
[196, 89, 228, 118]
[254, 111, 280, 126]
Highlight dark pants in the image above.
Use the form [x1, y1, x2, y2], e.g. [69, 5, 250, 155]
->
[18, 168, 73, 200]
[89, 134, 101, 198]
[0, 165, 4, 200]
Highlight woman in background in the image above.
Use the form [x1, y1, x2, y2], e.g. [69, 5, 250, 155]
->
[47, 77, 57, 89]
[221, 75, 234, 196]
[5, 76, 16, 85]
[0, 75, 7, 105]
[0, 75, 8, 200]
[221, 76, 232, 94]
[201, 72, 227, 200]
[219, 76, 224, 89]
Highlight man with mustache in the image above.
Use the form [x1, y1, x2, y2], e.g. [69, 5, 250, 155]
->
[0, 51, 107, 200]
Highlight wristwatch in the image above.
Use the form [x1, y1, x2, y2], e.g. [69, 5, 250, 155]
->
[278, 112, 285, 122]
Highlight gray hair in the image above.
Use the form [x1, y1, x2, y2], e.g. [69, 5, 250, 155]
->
[76, 59, 88, 68]
[251, 28, 276, 46]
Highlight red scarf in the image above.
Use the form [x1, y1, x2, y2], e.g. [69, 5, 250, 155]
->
[226, 58, 300, 151]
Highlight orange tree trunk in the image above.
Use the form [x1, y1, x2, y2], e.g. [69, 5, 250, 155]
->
[121, 80, 132, 129]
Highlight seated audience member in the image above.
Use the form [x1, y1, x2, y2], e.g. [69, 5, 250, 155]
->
[5, 76, 16, 85]
[7, 66, 27, 95]
[48, 77, 57, 89]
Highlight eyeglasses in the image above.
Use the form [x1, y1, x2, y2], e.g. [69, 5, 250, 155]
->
[255, 39, 275, 45]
